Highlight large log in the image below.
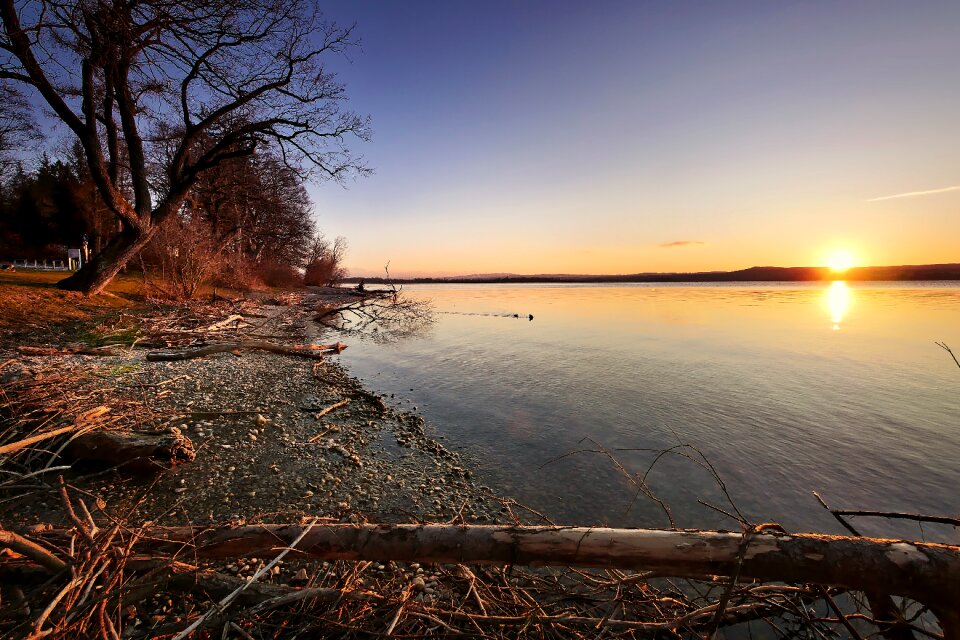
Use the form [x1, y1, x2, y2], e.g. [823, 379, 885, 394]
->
[64, 430, 195, 470]
[60, 523, 959, 614]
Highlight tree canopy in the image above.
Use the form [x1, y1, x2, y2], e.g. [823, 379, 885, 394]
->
[1, 0, 369, 293]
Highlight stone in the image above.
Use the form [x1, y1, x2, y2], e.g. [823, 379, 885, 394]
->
[412, 576, 426, 592]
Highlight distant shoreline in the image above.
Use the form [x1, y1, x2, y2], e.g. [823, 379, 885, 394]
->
[346, 263, 960, 285]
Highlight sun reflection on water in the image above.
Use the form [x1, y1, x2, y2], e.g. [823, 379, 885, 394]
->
[825, 281, 851, 330]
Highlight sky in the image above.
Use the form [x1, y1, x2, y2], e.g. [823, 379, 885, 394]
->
[308, 1, 960, 277]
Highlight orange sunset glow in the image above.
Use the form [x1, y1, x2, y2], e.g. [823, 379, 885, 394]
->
[825, 250, 857, 274]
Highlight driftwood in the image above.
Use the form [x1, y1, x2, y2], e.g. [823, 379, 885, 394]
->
[314, 398, 349, 419]
[0, 406, 110, 457]
[8, 521, 960, 637]
[29, 523, 958, 617]
[203, 314, 249, 332]
[64, 430, 195, 470]
[146, 340, 347, 362]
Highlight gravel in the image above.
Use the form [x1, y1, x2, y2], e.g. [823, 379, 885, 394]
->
[10, 292, 507, 527]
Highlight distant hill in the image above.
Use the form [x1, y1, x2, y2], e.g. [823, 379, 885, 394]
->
[344, 263, 960, 284]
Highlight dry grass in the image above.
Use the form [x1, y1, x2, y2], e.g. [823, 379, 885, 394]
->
[0, 271, 143, 345]
[0, 270, 269, 346]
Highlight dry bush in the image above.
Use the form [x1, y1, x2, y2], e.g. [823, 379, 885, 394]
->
[139, 216, 225, 300]
[212, 251, 260, 292]
[256, 260, 302, 288]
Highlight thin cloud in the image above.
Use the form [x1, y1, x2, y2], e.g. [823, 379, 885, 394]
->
[659, 240, 705, 248]
[867, 185, 960, 202]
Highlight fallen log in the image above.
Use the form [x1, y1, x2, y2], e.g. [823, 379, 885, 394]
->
[146, 340, 347, 362]
[64, 429, 195, 470]
[29, 523, 960, 617]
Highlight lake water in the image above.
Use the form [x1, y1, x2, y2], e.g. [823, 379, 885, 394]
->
[328, 282, 960, 542]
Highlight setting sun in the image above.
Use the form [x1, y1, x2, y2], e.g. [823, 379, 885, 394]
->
[825, 250, 856, 273]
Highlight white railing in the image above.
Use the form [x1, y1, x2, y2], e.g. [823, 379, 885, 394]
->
[7, 259, 74, 271]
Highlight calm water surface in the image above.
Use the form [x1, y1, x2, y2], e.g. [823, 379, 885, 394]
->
[329, 282, 960, 541]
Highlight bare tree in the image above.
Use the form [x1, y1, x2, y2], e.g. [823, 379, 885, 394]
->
[0, 83, 36, 176]
[0, 0, 369, 294]
[190, 152, 316, 268]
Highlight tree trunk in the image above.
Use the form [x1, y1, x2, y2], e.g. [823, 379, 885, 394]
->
[57, 225, 156, 296]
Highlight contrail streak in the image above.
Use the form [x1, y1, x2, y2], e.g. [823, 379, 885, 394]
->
[867, 185, 960, 202]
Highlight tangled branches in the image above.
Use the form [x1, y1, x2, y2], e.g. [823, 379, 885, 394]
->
[314, 290, 434, 344]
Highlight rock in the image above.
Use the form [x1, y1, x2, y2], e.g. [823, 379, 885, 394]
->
[303, 490, 314, 498]
[256, 414, 268, 426]
[248, 433, 257, 441]
[412, 576, 426, 592]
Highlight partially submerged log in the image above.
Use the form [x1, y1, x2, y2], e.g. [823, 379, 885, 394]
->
[35, 523, 958, 614]
[64, 429, 195, 470]
[146, 340, 347, 362]
[9, 523, 960, 636]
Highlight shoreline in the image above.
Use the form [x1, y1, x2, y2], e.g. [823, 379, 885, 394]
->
[1, 282, 955, 637]
[2, 290, 510, 531]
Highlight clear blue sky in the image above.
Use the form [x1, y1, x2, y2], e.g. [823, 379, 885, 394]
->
[310, 1, 960, 277]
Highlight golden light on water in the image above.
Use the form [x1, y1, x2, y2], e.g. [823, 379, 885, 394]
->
[825, 281, 851, 330]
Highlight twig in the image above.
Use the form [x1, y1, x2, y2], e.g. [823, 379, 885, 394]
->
[171, 517, 321, 640]
[314, 398, 349, 420]
[818, 585, 865, 640]
[935, 341, 960, 370]
[812, 491, 863, 536]
[828, 509, 960, 528]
